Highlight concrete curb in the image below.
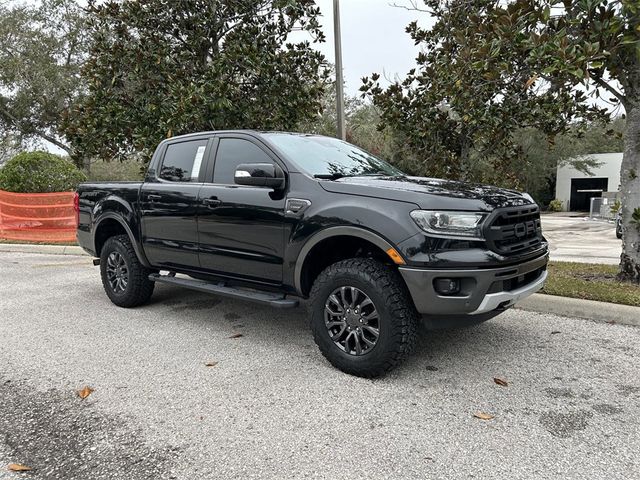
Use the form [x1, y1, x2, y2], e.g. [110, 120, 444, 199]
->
[515, 293, 640, 327]
[0, 243, 87, 256]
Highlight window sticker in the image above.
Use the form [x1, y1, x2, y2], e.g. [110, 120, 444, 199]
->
[191, 146, 206, 180]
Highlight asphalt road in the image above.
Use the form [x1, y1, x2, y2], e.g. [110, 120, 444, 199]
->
[541, 215, 621, 264]
[1, 252, 639, 480]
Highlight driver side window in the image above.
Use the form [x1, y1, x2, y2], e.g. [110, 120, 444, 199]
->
[213, 138, 274, 185]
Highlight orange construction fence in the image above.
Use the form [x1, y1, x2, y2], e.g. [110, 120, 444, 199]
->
[0, 189, 77, 243]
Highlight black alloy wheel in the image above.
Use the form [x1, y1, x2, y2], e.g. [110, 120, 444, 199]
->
[100, 234, 155, 308]
[105, 251, 128, 293]
[309, 258, 418, 378]
[324, 286, 380, 356]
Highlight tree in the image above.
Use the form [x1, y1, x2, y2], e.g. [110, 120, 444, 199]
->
[64, 0, 329, 163]
[364, 1, 640, 282]
[509, 118, 624, 206]
[0, 0, 87, 165]
[0, 135, 20, 167]
[300, 82, 418, 170]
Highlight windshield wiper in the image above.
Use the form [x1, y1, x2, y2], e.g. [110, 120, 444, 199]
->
[314, 171, 401, 180]
[314, 173, 349, 180]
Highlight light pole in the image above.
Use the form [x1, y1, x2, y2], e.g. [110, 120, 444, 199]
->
[333, 0, 346, 140]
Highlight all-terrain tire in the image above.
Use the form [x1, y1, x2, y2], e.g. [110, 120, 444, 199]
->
[309, 258, 419, 378]
[100, 234, 155, 308]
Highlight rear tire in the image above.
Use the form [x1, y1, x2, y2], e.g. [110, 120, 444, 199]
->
[309, 258, 419, 378]
[100, 234, 155, 308]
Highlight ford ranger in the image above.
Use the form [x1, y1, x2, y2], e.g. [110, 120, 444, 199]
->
[76, 131, 548, 377]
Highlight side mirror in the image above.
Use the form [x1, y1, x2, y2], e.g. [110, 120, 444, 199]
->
[234, 163, 285, 189]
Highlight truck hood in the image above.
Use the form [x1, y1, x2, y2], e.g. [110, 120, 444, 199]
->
[318, 176, 533, 212]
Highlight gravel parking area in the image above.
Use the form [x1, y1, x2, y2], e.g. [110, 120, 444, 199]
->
[1, 252, 639, 480]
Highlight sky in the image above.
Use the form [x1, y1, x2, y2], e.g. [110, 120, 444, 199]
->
[303, 0, 428, 96]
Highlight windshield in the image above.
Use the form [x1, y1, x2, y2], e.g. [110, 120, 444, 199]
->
[263, 134, 404, 178]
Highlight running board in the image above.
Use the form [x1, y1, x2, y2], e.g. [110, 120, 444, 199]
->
[148, 273, 299, 309]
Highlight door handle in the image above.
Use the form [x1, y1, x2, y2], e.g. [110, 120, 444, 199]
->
[148, 194, 162, 201]
[203, 197, 222, 208]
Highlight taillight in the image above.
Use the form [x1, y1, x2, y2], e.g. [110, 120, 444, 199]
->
[73, 192, 80, 226]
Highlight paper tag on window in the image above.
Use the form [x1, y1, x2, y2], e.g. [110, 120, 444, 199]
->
[191, 146, 206, 180]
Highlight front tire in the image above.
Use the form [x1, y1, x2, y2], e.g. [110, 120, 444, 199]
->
[100, 234, 155, 308]
[309, 258, 419, 378]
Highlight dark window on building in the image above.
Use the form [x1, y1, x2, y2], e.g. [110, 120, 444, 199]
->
[213, 138, 274, 185]
[160, 140, 208, 182]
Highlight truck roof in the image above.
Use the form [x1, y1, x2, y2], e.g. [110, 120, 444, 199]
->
[161, 130, 313, 143]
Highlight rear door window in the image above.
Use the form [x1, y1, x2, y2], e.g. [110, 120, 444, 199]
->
[160, 139, 208, 182]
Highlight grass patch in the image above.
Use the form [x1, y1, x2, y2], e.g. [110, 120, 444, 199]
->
[543, 261, 640, 307]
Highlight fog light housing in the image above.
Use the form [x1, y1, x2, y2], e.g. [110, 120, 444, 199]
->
[434, 278, 461, 296]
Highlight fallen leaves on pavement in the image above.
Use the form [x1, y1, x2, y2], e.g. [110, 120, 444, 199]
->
[473, 412, 495, 421]
[228, 333, 243, 339]
[77, 386, 95, 399]
[8, 463, 32, 472]
[493, 378, 508, 387]
[205, 362, 219, 367]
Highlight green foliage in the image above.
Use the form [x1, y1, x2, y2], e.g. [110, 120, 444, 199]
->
[0, 135, 20, 167]
[363, 1, 607, 187]
[0, 151, 86, 193]
[631, 208, 640, 231]
[299, 87, 413, 168]
[362, 0, 635, 190]
[610, 199, 622, 215]
[511, 119, 624, 206]
[548, 199, 563, 212]
[0, 0, 87, 162]
[87, 160, 143, 182]
[65, 0, 330, 163]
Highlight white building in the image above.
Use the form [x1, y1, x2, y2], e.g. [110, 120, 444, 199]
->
[555, 152, 623, 211]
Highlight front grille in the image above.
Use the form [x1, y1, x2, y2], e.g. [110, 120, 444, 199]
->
[484, 205, 543, 255]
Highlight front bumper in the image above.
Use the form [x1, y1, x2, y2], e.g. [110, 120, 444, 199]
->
[399, 253, 548, 316]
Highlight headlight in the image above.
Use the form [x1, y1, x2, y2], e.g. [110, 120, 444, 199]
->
[410, 210, 486, 240]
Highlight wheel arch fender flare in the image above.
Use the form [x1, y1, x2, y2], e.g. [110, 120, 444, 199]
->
[93, 213, 151, 268]
[294, 226, 398, 295]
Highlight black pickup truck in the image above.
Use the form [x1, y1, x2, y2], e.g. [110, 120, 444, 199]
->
[76, 130, 548, 377]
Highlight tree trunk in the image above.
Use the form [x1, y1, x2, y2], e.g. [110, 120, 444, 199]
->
[618, 100, 640, 283]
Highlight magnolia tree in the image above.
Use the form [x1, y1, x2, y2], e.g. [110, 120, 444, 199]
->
[64, 0, 330, 163]
[365, 0, 640, 282]
[0, 0, 87, 166]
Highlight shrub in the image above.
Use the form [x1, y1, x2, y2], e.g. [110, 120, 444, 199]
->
[610, 199, 621, 215]
[0, 151, 86, 193]
[548, 199, 563, 212]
